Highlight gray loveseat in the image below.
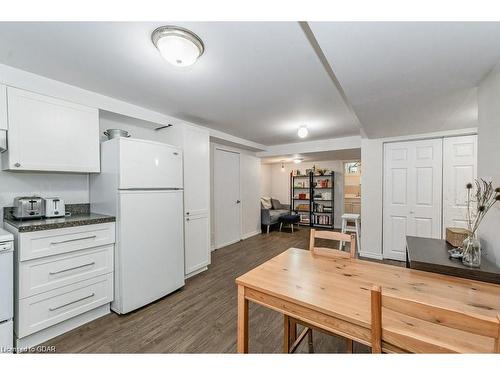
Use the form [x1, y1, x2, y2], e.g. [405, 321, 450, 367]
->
[261, 198, 293, 234]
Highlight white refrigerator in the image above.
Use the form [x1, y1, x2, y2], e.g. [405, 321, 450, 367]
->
[90, 137, 185, 314]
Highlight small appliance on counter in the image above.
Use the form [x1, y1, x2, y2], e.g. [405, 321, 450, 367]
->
[12, 196, 43, 219]
[43, 197, 66, 218]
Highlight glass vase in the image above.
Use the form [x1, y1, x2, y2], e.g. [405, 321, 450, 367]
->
[462, 233, 481, 267]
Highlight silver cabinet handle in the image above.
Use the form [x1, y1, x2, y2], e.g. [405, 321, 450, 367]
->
[49, 262, 95, 275]
[50, 235, 96, 245]
[49, 293, 95, 311]
[14, 162, 21, 167]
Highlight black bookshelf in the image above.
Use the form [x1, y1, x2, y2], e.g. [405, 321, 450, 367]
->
[290, 171, 334, 228]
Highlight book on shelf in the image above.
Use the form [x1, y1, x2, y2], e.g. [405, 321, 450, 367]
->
[313, 214, 332, 226]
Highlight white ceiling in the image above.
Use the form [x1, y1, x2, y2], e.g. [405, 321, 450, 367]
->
[0, 22, 359, 145]
[0, 22, 499, 143]
[310, 22, 500, 138]
[261, 148, 361, 164]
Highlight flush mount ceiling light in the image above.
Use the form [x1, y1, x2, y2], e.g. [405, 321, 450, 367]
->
[297, 126, 308, 138]
[293, 158, 303, 164]
[152, 26, 204, 67]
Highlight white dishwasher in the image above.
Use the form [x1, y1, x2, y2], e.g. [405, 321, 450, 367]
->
[0, 227, 14, 353]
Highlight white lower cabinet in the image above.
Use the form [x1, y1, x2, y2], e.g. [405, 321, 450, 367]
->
[184, 214, 210, 276]
[4, 222, 115, 348]
[17, 274, 113, 338]
[18, 245, 113, 299]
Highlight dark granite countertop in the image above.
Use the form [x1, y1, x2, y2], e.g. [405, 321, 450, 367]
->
[3, 203, 115, 233]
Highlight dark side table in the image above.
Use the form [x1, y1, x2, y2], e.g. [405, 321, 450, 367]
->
[406, 236, 500, 284]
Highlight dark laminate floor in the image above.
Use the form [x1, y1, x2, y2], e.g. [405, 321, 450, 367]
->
[43, 226, 403, 353]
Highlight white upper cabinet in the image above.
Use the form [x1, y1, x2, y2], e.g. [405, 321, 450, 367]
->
[183, 125, 210, 217]
[0, 84, 7, 131]
[2, 87, 100, 172]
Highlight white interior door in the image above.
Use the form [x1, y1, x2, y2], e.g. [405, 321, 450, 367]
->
[383, 139, 442, 260]
[443, 135, 477, 234]
[214, 149, 241, 249]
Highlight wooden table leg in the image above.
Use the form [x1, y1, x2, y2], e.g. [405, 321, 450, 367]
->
[346, 338, 353, 353]
[290, 318, 297, 344]
[283, 315, 291, 353]
[237, 285, 249, 353]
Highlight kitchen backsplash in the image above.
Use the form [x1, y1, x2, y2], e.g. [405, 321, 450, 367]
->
[0, 154, 89, 209]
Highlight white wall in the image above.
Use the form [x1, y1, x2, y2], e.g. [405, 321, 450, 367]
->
[211, 142, 261, 248]
[266, 160, 345, 229]
[360, 138, 384, 259]
[260, 164, 272, 197]
[477, 63, 500, 266]
[241, 153, 262, 239]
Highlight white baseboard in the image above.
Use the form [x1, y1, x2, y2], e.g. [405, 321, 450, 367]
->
[241, 230, 261, 240]
[185, 266, 208, 279]
[214, 238, 241, 250]
[358, 251, 384, 260]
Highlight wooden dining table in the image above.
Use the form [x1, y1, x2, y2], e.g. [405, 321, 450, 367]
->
[235, 248, 500, 353]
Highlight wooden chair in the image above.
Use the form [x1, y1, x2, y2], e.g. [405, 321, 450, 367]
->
[284, 229, 357, 353]
[309, 229, 356, 259]
[371, 285, 500, 353]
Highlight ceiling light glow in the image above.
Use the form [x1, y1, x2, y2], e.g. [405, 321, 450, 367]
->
[297, 126, 308, 138]
[152, 26, 204, 67]
[293, 158, 303, 164]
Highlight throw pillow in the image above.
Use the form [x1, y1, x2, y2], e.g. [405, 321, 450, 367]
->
[260, 197, 272, 209]
[271, 198, 281, 210]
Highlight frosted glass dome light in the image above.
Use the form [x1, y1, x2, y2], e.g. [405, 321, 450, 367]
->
[297, 126, 308, 138]
[152, 26, 204, 67]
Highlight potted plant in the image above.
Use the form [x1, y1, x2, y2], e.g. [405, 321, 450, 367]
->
[462, 179, 500, 267]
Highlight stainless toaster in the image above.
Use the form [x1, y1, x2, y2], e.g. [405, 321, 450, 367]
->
[13, 196, 44, 219]
[44, 197, 66, 218]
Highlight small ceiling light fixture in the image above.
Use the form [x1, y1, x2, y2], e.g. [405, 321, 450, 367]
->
[293, 158, 303, 164]
[152, 26, 204, 67]
[297, 125, 308, 139]
[280, 161, 285, 171]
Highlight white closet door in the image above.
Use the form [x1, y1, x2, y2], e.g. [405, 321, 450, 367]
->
[383, 139, 442, 260]
[443, 135, 477, 234]
[214, 149, 241, 249]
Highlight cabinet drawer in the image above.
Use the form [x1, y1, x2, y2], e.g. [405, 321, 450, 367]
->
[16, 273, 112, 338]
[19, 245, 113, 299]
[18, 223, 115, 261]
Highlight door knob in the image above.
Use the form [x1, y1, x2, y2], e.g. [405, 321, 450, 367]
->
[186, 212, 190, 215]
